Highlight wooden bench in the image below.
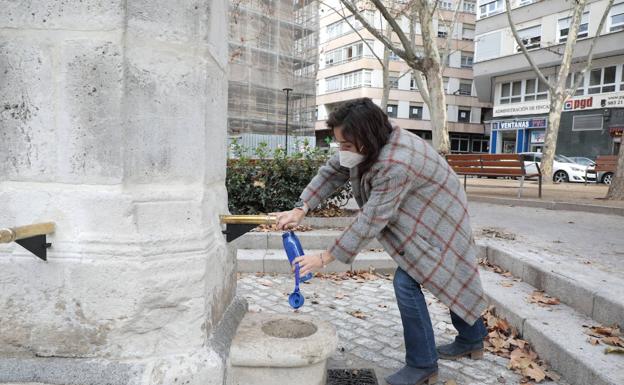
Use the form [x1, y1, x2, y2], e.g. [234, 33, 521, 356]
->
[446, 154, 542, 198]
[586, 155, 618, 185]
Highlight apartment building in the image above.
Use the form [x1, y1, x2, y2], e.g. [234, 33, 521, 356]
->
[474, 0, 624, 157]
[315, 0, 492, 153]
[227, 0, 318, 151]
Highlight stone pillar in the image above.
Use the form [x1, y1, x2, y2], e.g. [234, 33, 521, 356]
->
[0, 1, 239, 384]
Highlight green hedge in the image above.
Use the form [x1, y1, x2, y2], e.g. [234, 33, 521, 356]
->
[226, 139, 352, 214]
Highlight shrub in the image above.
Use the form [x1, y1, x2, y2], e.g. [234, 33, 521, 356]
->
[226, 138, 352, 214]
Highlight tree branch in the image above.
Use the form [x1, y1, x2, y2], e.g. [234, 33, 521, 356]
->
[504, 0, 554, 90]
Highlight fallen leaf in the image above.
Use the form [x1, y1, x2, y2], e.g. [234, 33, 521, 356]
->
[527, 291, 560, 306]
[525, 363, 546, 382]
[348, 310, 368, 319]
[258, 279, 273, 287]
[587, 337, 601, 345]
[602, 336, 624, 347]
[605, 346, 624, 354]
[545, 370, 561, 381]
[444, 381, 458, 385]
[499, 281, 514, 287]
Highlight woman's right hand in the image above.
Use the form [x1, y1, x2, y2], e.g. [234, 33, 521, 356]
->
[273, 209, 306, 230]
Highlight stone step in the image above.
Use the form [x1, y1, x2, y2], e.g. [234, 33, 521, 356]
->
[483, 240, 624, 330]
[231, 230, 383, 251]
[481, 268, 624, 385]
[233, 229, 624, 329]
[236, 248, 397, 275]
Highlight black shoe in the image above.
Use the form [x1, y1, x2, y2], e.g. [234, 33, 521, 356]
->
[436, 340, 484, 360]
[384, 365, 438, 385]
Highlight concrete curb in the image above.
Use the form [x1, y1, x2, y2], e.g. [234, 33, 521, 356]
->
[468, 195, 624, 217]
[481, 269, 624, 385]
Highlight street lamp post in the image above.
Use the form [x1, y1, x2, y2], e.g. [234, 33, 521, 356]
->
[283, 87, 292, 155]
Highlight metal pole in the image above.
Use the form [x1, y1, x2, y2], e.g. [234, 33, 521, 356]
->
[283, 87, 292, 155]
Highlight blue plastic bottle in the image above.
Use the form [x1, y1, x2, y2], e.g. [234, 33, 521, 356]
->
[282, 231, 313, 282]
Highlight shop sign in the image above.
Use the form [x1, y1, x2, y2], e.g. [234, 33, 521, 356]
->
[492, 118, 547, 130]
[610, 126, 624, 137]
[493, 90, 624, 117]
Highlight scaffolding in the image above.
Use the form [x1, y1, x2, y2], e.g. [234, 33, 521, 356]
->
[228, 0, 318, 148]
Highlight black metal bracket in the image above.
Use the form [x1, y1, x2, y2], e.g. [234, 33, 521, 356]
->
[15, 234, 51, 261]
[222, 224, 258, 243]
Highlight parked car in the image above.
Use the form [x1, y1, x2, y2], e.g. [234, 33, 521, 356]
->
[520, 152, 595, 183]
[568, 156, 608, 183]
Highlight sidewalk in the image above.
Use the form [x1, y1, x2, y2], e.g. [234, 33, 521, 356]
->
[464, 178, 624, 209]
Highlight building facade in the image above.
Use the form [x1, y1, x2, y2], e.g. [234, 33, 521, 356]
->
[315, 0, 491, 153]
[474, 0, 624, 157]
[228, 0, 318, 151]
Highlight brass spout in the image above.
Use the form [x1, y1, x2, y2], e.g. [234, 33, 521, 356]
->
[0, 222, 56, 244]
[219, 215, 277, 225]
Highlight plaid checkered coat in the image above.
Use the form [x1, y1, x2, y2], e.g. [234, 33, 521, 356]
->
[300, 128, 487, 324]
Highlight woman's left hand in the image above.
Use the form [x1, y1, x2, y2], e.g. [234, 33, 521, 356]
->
[293, 254, 324, 277]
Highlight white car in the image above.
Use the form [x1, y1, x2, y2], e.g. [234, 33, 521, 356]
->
[520, 152, 593, 183]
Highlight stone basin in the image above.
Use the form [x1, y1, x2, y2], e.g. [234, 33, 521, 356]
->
[228, 313, 337, 385]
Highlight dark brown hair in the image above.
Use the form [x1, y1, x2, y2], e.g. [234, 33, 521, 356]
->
[326, 98, 393, 173]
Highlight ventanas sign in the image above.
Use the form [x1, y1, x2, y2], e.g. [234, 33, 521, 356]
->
[493, 91, 624, 117]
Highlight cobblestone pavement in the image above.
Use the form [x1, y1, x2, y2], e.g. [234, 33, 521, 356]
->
[237, 273, 569, 385]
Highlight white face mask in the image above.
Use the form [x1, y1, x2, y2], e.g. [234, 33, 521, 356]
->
[339, 150, 365, 168]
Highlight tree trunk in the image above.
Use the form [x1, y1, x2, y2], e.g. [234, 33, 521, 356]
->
[607, 141, 624, 200]
[419, 0, 449, 154]
[541, 95, 565, 184]
[424, 67, 450, 154]
[381, 25, 392, 110]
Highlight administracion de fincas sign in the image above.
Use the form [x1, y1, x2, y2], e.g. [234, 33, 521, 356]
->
[493, 90, 624, 117]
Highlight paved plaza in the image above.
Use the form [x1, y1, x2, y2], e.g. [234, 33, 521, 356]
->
[237, 273, 570, 385]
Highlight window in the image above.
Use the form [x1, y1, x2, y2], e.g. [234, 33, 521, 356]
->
[409, 105, 423, 120]
[517, 25, 541, 51]
[451, 135, 470, 152]
[475, 31, 502, 61]
[462, 24, 475, 40]
[499, 81, 522, 104]
[558, 13, 589, 43]
[567, 71, 586, 95]
[458, 80, 473, 95]
[440, 1, 454, 10]
[324, 70, 372, 93]
[609, 2, 624, 32]
[440, 52, 449, 66]
[326, 75, 341, 92]
[387, 104, 398, 118]
[463, 0, 476, 13]
[438, 25, 448, 38]
[324, 41, 372, 67]
[621, 65, 624, 91]
[523, 78, 548, 101]
[572, 114, 603, 131]
[472, 139, 489, 153]
[588, 66, 617, 94]
[458, 108, 471, 122]
[389, 72, 399, 89]
[410, 77, 419, 90]
[325, 12, 375, 40]
[389, 51, 401, 61]
[443, 77, 450, 93]
[479, 0, 503, 18]
[460, 52, 474, 68]
[415, 130, 433, 140]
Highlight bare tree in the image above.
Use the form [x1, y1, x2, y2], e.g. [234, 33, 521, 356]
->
[607, 143, 624, 200]
[340, 0, 452, 154]
[505, 0, 615, 183]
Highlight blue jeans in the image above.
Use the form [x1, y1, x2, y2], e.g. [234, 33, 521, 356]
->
[393, 267, 487, 368]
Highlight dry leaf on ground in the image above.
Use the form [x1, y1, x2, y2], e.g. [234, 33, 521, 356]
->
[605, 346, 624, 354]
[444, 380, 458, 385]
[527, 291, 560, 306]
[499, 281, 514, 288]
[348, 310, 368, 319]
[602, 336, 624, 347]
[484, 307, 554, 383]
[258, 279, 273, 287]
